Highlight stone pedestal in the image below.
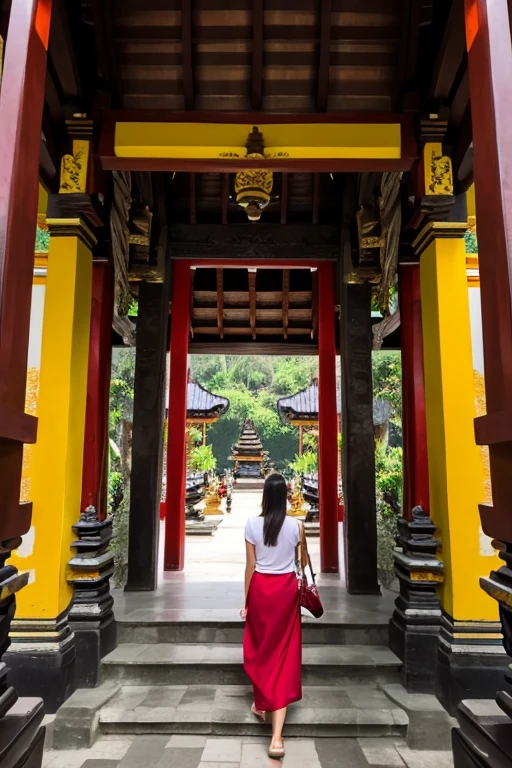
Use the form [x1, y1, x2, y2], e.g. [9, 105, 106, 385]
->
[389, 506, 443, 693]
[67, 506, 117, 688]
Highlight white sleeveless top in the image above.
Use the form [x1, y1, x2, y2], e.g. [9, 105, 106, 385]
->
[245, 515, 301, 575]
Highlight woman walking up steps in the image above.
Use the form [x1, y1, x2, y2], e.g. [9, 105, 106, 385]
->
[240, 472, 302, 760]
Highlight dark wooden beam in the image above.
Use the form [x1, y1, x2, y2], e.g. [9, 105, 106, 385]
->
[252, 0, 263, 110]
[216, 267, 224, 339]
[453, 105, 473, 192]
[222, 174, 229, 225]
[317, 0, 332, 111]
[152, 172, 168, 228]
[181, 0, 194, 110]
[248, 269, 257, 340]
[397, 0, 422, 107]
[84, 0, 121, 105]
[341, 273, 379, 594]
[168, 223, 341, 261]
[282, 269, 290, 339]
[48, 0, 82, 103]
[312, 173, 320, 224]
[189, 341, 319, 355]
[280, 173, 288, 225]
[429, 0, 465, 103]
[189, 173, 196, 225]
[127, 259, 171, 591]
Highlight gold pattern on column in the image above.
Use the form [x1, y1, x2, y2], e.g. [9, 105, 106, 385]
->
[59, 139, 90, 194]
[423, 143, 454, 195]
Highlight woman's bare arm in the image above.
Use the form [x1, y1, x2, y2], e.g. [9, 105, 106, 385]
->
[244, 540, 256, 604]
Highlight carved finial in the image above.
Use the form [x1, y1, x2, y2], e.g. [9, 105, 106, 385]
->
[80, 505, 98, 523]
[411, 505, 428, 521]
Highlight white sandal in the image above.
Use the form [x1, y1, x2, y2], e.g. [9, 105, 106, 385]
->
[251, 703, 266, 721]
[268, 741, 285, 759]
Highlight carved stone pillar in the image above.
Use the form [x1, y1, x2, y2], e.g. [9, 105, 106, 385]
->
[67, 506, 116, 687]
[389, 507, 443, 692]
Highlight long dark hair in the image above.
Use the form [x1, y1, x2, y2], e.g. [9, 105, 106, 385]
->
[260, 472, 288, 547]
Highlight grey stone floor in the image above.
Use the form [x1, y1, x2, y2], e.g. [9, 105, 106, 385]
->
[113, 492, 397, 624]
[42, 734, 455, 768]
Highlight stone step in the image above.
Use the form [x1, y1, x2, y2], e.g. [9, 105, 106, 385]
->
[98, 683, 409, 738]
[101, 644, 401, 687]
[116, 619, 389, 646]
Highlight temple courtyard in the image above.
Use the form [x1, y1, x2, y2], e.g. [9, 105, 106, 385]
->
[42, 492, 455, 768]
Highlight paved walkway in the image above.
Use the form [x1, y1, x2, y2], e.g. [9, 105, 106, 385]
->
[43, 492, 455, 767]
[115, 490, 396, 622]
[42, 734, 454, 768]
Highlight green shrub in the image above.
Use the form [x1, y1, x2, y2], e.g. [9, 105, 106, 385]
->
[189, 444, 217, 473]
[288, 450, 318, 476]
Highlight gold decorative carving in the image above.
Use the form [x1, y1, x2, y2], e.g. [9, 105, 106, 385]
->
[59, 139, 90, 194]
[424, 142, 453, 196]
[344, 271, 365, 285]
[474, 369, 492, 504]
[219, 127, 290, 221]
[20, 367, 40, 503]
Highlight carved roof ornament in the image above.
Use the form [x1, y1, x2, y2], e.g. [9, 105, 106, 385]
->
[222, 127, 288, 222]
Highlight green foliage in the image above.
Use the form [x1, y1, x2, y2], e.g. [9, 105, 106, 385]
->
[110, 493, 130, 588]
[187, 426, 202, 446]
[189, 355, 319, 470]
[375, 445, 403, 515]
[375, 445, 403, 590]
[35, 226, 49, 253]
[372, 351, 402, 428]
[288, 451, 318, 476]
[303, 431, 319, 452]
[465, 228, 478, 254]
[108, 348, 136, 586]
[377, 504, 398, 590]
[189, 444, 217, 472]
[127, 298, 139, 317]
[109, 349, 136, 441]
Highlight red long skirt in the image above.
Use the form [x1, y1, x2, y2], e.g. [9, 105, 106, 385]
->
[243, 571, 302, 712]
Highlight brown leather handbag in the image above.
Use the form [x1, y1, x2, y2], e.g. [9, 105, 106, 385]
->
[298, 524, 324, 619]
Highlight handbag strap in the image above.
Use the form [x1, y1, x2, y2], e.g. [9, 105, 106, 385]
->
[299, 523, 317, 585]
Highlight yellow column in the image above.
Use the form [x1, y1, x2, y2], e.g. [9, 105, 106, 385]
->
[416, 222, 500, 621]
[12, 219, 94, 620]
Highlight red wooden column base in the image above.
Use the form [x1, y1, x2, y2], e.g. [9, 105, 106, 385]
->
[399, 264, 429, 519]
[81, 261, 114, 519]
[164, 262, 191, 571]
[318, 263, 339, 574]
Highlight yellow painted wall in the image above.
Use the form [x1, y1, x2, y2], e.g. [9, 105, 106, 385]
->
[12, 231, 92, 619]
[420, 233, 500, 621]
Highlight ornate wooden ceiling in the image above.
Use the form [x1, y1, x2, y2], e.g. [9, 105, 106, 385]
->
[113, 0, 404, 113]
[191, 266, 318, 343]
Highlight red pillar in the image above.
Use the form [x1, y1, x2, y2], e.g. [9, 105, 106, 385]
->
[464, 0, 512, 542]
[318, 263, 339, 574]
[81, 261, 114, 520]
[164, 262, 191, 571]
[0, 0, 52, 541]
[399, 264, 429, 520]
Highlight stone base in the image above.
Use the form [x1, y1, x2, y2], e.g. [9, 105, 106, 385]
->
[389, 616, 440, 693]
[5, 615, 76, 714]
[436, 643, 509, 716]
[435, 614, 509, 716]
[70, 613, 117, 688]
[453, 698, 512, 768]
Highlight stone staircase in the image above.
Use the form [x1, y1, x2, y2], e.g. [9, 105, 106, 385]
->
[52, 615, 412, 746]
